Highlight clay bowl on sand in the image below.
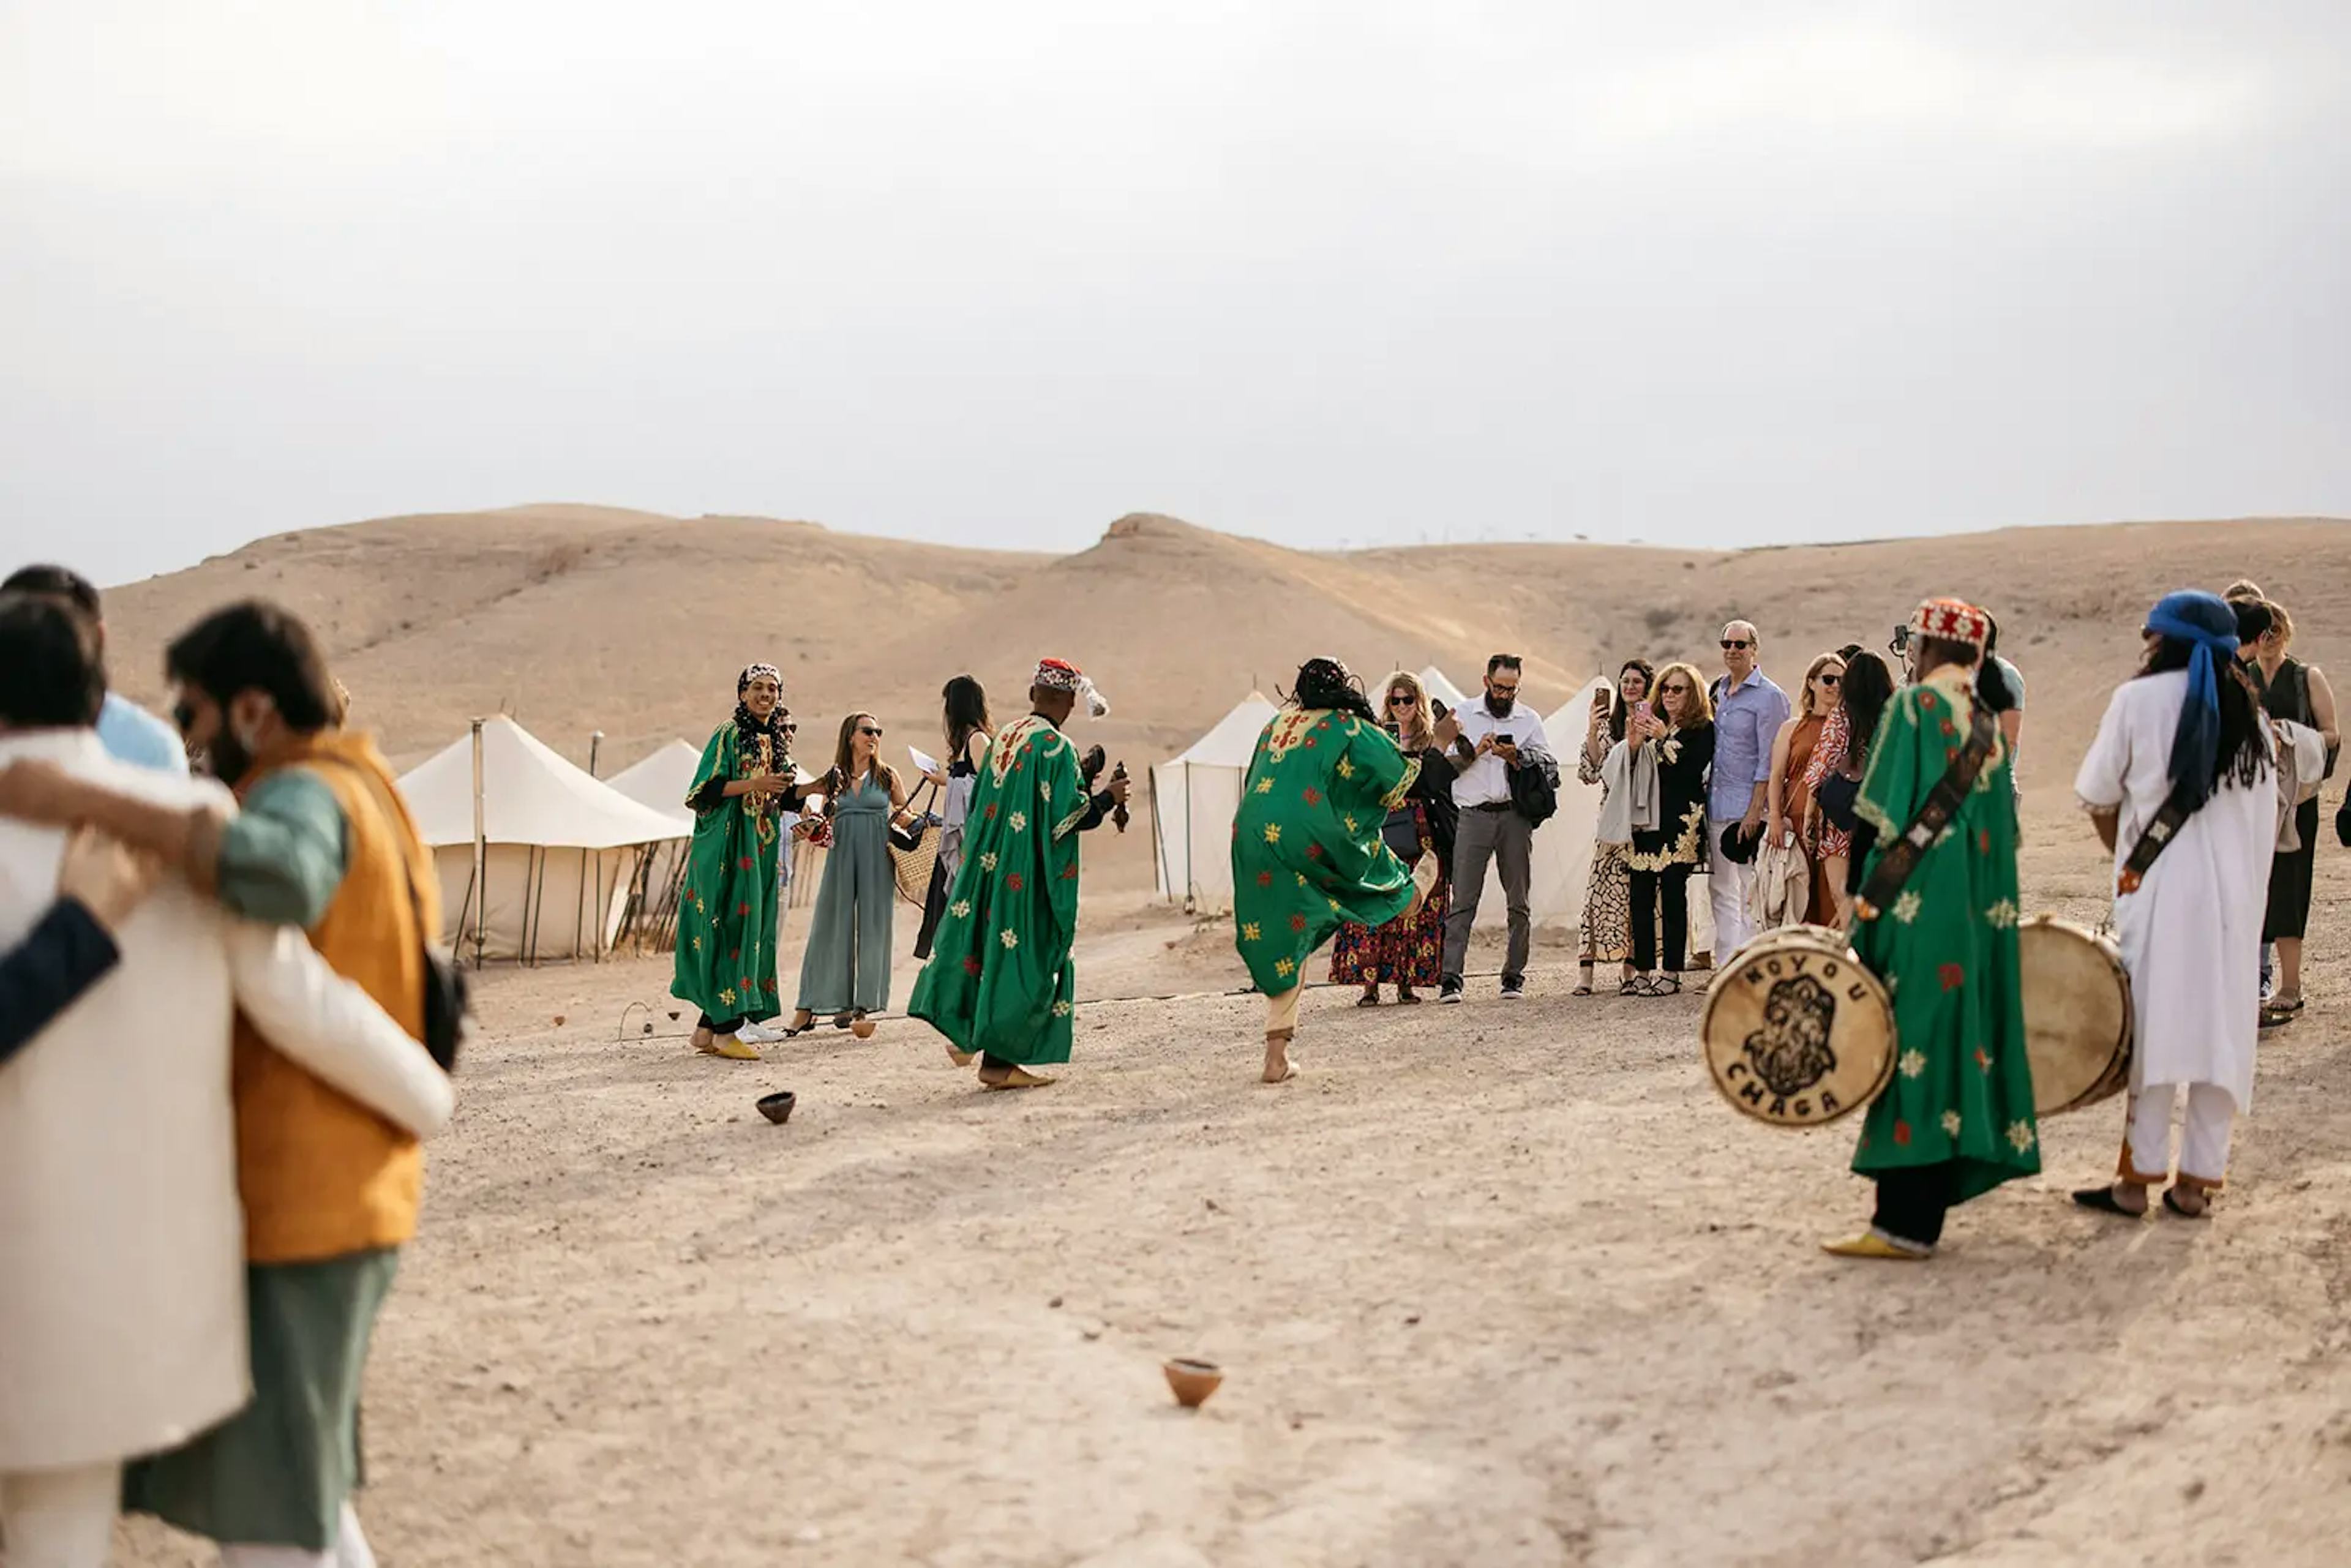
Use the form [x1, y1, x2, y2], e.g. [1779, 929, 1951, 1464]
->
[755, 1090, 797, 1125]
[1163, 1358, 1223, 1409]
[850, 1016, 877, 1040]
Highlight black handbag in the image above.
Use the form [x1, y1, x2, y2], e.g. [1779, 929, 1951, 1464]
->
[1380, 808, 1422, 860]
[1817, 770, 1862, 833]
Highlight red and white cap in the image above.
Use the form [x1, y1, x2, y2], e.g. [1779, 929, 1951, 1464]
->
[1034, 658, 1111, 718]
[1907, 597, 1990, 653]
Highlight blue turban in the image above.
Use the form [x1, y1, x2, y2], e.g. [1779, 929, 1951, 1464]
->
[2144, 590, 2240, 809]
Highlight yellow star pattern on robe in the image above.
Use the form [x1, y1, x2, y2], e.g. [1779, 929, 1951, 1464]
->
[1899, 1049, 1927, 1079]
[1241, 922, 1261, 942]
[1275, 957, 1295, 977]
[1336, 758, 1355, 779]
[1941, 1110, 1962, 1137]
[719, 988, 737, 1007]
[2006, 1120, 2036, 1153]
[1263, 824, 1281, 844]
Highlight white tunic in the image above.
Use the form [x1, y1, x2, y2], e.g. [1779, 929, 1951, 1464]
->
[2073, 671, 2274, 1112]
[0, 730, 454, 1473]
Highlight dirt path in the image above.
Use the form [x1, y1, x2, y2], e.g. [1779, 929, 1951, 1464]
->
[119, 873, 2350, 1567]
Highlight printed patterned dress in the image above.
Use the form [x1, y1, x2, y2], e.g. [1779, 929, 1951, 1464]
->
[908, 715, 1093, 1067]
[1231, 708, 1416, 996]
[1848, 666, 2039, 1199]
[1328, 797, 1449, 988]
[1576, 732, 1632, 964]
[672, 722, 790, 1026]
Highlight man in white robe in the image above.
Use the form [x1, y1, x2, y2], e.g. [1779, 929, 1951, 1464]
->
[0, 593, 453, 1568]
[2072, 591, 2275, 1220]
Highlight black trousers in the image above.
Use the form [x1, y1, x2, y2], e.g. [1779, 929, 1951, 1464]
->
[697, 1011, 746, 1035]
[1872, 1163, 1962, 1248]
[1627, 864, 1691, 973]
[913, 858, 950, 961]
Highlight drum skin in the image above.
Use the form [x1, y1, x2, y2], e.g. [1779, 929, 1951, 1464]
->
[2018, 915, 2133, 1117]
[1702, 928, 1895, 1128]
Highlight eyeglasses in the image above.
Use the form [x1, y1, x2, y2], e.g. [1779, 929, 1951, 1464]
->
[1721, 639, 1753, 650]
[1660, 683, 1692, 695]
[1488, 681, 1520, 694]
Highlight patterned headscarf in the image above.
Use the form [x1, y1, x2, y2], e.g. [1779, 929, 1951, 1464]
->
[733, 663, 792, 766]
[2144, 590, 2240, 811]
[1034, 658, 1111, 718]
[1908, 598, 1990, 652]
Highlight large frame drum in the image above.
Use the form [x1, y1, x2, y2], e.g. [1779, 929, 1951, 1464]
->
[1702, 926, 1895, 1127]
[2017, 915, 2133, 1116]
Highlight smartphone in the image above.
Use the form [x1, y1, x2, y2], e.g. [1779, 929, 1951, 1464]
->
[1496, 732, 1515, 747]
[1382, 720, 1401, 740]
[1890, 623, 1913, 654]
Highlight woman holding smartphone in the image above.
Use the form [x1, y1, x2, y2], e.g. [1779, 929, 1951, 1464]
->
[1575, 659, 1652, 994]
[1622, 662, 1715, 996]
[786, 713, 915, 1036]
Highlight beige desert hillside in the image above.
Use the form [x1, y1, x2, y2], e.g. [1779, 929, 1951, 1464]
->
[106, 506, 2349, 890]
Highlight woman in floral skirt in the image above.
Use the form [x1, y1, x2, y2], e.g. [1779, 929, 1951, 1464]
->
[1329, 671, 1457, 1004]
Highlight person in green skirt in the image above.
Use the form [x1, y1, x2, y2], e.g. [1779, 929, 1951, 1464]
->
[909, 658, 1128, 1089]
[674, 664, 810, 1060]
[784, 711, 917, 1037]
[1231, 658, 1441, 1084]
[1826, 597, 2038, 1261]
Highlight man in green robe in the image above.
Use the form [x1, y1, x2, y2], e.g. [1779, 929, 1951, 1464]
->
[1829, 598, 2039, 1260]
[1231, 658, 1439, 1083]
[910, 658, 1128, 1089]
[673, 664, 808, 1060]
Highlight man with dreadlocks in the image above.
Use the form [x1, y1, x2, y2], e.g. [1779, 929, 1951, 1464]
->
[674, 663, 809, 1060]
[2072, 591, 2276, 1220]
[1231, 658, 1441, 1082]
[909, 658, 1128, 1089]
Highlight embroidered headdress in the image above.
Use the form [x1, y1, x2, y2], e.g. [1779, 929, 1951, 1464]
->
[1908, 598, 1990, 653]
[1034, 658, 1110, 718]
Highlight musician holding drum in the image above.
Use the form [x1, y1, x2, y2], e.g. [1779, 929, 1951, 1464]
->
[1821, 599, 2041, 1260]
[2071, 592, 2276, 1220]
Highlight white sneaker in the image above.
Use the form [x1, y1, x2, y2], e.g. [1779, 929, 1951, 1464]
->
[735, 1021, 785, 1045]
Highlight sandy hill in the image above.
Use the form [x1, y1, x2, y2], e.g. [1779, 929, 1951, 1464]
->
[102, 506, 2349, 888]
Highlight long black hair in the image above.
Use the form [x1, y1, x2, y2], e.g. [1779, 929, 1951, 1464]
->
[942, 674, 991, 754]
[2140, 639, 2269, 798]
[1840, 651, 1895, 767]
[1610, 658, 1655, 742]
[1286, 657, 1379, 722]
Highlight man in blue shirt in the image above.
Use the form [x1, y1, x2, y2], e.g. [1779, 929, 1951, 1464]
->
[3, 566, 187, 776]
[1708, 620, 1790, 962]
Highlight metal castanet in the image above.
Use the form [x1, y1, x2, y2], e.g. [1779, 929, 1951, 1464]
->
[2017, 915, 2133, 1117]
[1701, 926, 1895, 1128]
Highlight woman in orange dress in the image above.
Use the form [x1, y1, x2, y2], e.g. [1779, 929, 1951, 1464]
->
[1767, 651, 1844, 926]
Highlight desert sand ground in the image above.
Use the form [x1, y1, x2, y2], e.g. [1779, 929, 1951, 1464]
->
[116, 854, 2350, 1567]
[92, 509, 2351, 1564]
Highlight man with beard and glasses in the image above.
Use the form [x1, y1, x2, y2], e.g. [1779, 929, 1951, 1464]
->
[1439, 653, 1546, 1003]
[0, 600, 450, 1566]
[0, 593, 450, 1568]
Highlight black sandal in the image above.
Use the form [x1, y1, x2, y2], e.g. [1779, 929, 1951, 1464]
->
[2072, 1185, 2146, 1218]
[1356, 992, 1382, 1008]
[2161, 1188, 2211, 1220]
[1620, 977, 1645, 997]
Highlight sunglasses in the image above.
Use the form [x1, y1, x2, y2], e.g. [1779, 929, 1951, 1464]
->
[1389, 694, 1418, 706]
[858, 726, 883, 738]
[1818, 673, 1842, 687]
[1721, 639, 1753, 650]
[1660, 683, 1692, 695]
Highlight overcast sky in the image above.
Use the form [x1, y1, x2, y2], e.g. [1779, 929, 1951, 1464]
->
[4, 2, 2347, 586]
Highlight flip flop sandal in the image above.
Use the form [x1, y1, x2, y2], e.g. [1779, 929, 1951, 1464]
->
[1394, 992, 1423, 1005]
[2072, 1185, 2146, 1218]
[2161, 1188, 2211, 1220]
[1356, 994, 1382, 1008]
[1571, 984, 1595, 997]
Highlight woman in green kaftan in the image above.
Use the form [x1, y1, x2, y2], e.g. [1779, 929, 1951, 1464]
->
[1829, 599, 2038, 1260]
[909, 658, 1125, 1089]
[1231, 659, 1431, 1082]
[673, 664, 807, 1060]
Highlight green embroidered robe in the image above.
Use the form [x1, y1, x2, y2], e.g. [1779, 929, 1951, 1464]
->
[1849, 666, 2039, 1198]
[671, 722, 789, 1024]
[908, 715, 1091, 1065]
[1230, 707, 1417, 994]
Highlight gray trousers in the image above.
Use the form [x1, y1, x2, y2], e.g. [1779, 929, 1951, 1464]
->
[1442, 806, 1534, 981]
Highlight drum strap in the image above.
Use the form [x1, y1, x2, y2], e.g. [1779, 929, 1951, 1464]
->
[1853, 702, 1997, 923]
[2115, 789, 2196, 895]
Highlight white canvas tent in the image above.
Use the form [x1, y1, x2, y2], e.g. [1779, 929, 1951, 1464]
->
[1417, 664, 1470, 713]
[1150, 692, 1278, 911]
[399, 716, 690, 963]
[605, 739, 705, 949]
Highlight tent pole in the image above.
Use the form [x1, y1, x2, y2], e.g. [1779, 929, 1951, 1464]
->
[469, 719, 486, 970]
[1147, 767, 1166, 903]
[1182, 762, 1194, 911]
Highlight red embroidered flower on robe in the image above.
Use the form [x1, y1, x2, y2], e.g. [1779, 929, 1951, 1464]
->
[1303, 787, 1322, 806]
[1306, 844, 1324, 860]
[1290, 913, 1308, 931]
[1940, 962, 1965, 991]
[1893, 1120, 1913, 1146]
[1007, 873, 1025, 893]
[962, 956, 983, 976]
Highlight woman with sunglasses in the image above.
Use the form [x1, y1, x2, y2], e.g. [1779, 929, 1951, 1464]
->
[787, 713, 915, 1036]
[1622, 662, 1715, 996]
[1801, 651, 1897, 928]
[1575, 659, 1653, 994]
[1764, 652, 1845, 926]
[1327, 671, 1458, 1005]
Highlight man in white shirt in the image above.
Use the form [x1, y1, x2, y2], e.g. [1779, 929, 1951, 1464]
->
[1439, 655, 1547, 1002]
[0, 592, 452, 1568]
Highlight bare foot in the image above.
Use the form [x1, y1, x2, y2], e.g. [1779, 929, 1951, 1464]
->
[1261, 1030, 1297, 1083]
[691, 1026, 717, 1055]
